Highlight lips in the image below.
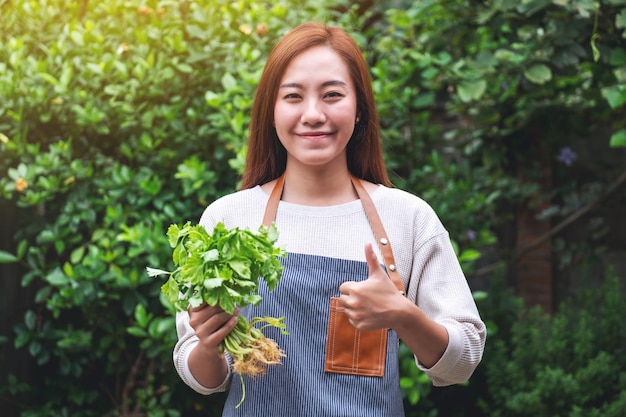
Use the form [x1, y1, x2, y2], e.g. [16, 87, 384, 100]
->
[297, 131, 334, 138]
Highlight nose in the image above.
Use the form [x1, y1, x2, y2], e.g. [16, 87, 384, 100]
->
[300, 98, 326, 125]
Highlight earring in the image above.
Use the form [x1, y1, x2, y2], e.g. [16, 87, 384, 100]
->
[355, 117, 360, 124]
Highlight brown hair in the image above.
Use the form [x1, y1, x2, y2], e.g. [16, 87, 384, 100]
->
[240, 22, 391, 189]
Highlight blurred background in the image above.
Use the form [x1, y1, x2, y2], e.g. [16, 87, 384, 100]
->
[1, 0, 625, 416]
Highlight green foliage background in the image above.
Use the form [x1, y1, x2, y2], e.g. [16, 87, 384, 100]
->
[0, 0, 625, 416]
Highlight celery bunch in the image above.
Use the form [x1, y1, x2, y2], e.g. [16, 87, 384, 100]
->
[147, 221, 288, 407]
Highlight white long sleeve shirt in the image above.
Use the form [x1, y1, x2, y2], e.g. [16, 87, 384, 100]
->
[173, 184, 486, 415]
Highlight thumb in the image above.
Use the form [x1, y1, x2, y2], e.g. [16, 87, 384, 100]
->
[364, 242, 384, 278]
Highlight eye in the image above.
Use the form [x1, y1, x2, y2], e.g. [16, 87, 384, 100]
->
[282, 93, 302, 100]
[324, 91, 344, 99]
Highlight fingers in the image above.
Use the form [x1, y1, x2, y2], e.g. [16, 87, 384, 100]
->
[210, 315, 239, 343]
[339, 280, 355, 296]
[340, 242, 383, 295]
[364, 242, 383, 276]
[188, 304, 239, 344]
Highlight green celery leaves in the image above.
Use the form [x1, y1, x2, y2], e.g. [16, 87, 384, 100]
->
[154, 221, 286, 313]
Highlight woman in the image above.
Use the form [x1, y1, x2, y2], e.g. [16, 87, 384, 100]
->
[173, 22, 486, 416]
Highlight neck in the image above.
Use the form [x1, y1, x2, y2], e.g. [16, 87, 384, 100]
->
[281, 168, 357, 206]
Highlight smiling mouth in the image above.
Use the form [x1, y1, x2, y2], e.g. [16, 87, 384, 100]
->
[297, 131, 333, 138]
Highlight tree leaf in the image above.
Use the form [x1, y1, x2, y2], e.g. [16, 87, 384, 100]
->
[45, 268, 69, 286]
[38, 73, 59, 87]
[616, 8, 626, 30]
[458, 80, 487, 102]
[134, 303, 149, 327]
[524, 64, 552, 84]
[609, 129, 626, 147]
[221, 72, 237, 91]
[127, 327, 147, 337]
[458, 248, 481, 262]
[473, 290, 489, 301]
[204, 90, 222, 108]
[601, 85, 626, 109]
[24, 310, 37, 330]
[70, 246, 85, 264]
[0, 250, 18, 264]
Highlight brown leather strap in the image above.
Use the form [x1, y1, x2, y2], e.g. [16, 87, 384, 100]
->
[262, 173, 405, 295]
[350, 176, 405, 295]
[262, 173, 285, 227]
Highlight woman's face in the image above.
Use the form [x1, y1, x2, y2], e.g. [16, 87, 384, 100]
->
[273, 45, 358, 172]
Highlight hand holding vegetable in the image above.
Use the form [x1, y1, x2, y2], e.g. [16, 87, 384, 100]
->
[147, 221, 288, 406]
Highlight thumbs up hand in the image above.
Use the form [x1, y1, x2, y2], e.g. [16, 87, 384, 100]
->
[338, 242, 404, 331]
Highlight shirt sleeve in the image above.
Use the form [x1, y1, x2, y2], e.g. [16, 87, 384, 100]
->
[172, 309, 234, 394]
[407, 231, 486, 386]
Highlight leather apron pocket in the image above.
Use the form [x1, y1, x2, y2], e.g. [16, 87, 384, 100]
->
[324, 297, 387, 377]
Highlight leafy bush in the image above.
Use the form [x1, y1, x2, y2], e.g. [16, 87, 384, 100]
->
[0, 1, 348, 415]
[482, 270, 626, 417]
[2, 0, 626, 416]
[363, 0, 626, 265]
[420, 268, 626, 417]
